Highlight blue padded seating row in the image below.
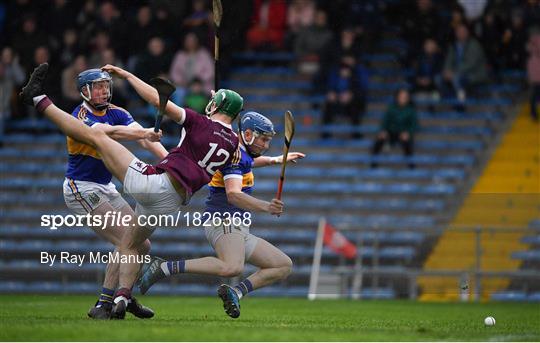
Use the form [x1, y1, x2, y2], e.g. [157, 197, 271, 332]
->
[511, 250, 540, 261]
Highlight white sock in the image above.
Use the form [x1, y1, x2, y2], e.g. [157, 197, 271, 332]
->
[114, 296, 128, 305]
[234, 287, 243, 299]
[160, 262, 171, 276]
[32, 95, 46, 106]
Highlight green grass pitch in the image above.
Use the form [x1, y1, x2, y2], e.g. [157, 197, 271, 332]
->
[0, 295, 539, 341]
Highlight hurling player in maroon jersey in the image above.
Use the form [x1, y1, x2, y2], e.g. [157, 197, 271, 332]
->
[20, 63, 248, 319]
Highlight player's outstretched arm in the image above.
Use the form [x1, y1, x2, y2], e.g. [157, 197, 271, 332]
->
[92, 123, 162, 142]
[224, 177, 283, 216]
[130, 122, 169, 159]
[101, 64, 187, 124]
[252, 152, 305, 168]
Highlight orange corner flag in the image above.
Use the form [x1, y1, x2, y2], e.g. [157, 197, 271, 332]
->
[323, 223, 357, 259]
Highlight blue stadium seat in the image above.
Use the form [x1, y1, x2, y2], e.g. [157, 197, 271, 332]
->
[521, 235, 540, 245]
[231, 66, 295, 75]
[490, 291, 528, 302]
[232, 51, 295, 62]
[527, 292, 540, 302]
[529, 219, 540, 228]
[421, 184, 456, 195]
[379, 246, 415, 259]
[222, 80, 311, 90]
[6, 119, 58, 131]
[511, 250, 540, 261]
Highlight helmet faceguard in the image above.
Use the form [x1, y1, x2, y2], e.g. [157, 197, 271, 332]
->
[77, 69, 113, 111]
[205, 89, 243, 120]
[239, 111, 275, 158]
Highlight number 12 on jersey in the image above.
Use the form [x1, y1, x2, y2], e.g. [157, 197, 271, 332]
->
[198, 142, 230, 175]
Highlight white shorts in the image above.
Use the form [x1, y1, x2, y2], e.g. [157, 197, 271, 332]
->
[205, 222, 260, 260]
[63, 178, 129, 215]
[123, 158, 184, 216]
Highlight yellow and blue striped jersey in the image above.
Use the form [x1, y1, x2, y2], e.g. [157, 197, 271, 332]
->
[65, 102, 134, 184]
[205, 145, 253, 214]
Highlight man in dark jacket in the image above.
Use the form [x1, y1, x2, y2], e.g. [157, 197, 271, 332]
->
[371, 88, 418, 168]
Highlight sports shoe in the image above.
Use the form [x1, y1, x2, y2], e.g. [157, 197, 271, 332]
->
[19, 63, 49, 105]
[127, 296, 154, 319]
[110, 298, 127, 320]
[217, 284, 241, 319]
[137, 256, 167, 295]
[87, 302, 111, 320]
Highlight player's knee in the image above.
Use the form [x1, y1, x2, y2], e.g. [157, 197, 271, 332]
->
[92, 128, 107, 142]
[137, 239, 151, 255]
[219, 263, 244, 278]
[119, 236, 139, 253]
[279, 256, 293, 279]
[91, 129, 111, 149]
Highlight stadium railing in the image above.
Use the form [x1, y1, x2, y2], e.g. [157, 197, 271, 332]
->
[308, 223, 540, 301]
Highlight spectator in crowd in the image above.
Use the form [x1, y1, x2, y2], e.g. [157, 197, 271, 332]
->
[527, 29, 540, 121]
[0, 47, 25, 143]
[524, 0, 540, 29]
[169, 32, 213, 92]
[443, 5, 467, 44]
[321, 54, 369, 140]
[478, 10, 503, 74]
[285, 0, 316, 48]
[32, 45, 61, 102]
[57, 28, 81, 69]
[183, 78, 209, 114]
[46, 0, 77, 44]
[99, 48, 127, 107]
[294, 9, 333, 75]
[75, 0, 98, 48]
[315, 26, 363, 94]
[500, 9, 528, 70]
[371, 88, 418, 169]
[134, 36, 171, 84]
[87, 30, 111, 68]
[96, 1, 128, 61]
[442, 23, 488, 102]
[412, 38, 443, 98]
[246, 0, 287, 50]
[153, 3, 176, 47]
[61, 54, 88, 109]
[128, 5, 158, 59]
[12, 15, 50, 74]
[182, 0, 212, 49]
[340, 0, 383, 52]
[402, 0, 443, 66]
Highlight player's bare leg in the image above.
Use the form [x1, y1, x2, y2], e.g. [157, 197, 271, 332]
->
[114, 218, 155, 316]
[215, 239, 292, 319]
[213, 234, 246, 318]
[100, 205, 154, 320]
[41, 104, 134, 182]
[137, 233, 246, 295]
[85, 202, 153, 319]
[22, 64, 154, 319]
[244, 238, 293, 290]
[20, 63, 134, 183]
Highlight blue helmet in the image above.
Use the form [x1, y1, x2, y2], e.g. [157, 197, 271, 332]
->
[239, 111, 275, 157]
[77, 69, 113, 110]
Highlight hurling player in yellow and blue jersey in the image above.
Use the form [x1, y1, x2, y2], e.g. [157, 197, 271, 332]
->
[21, 63, 245, 320]
[63, 69, 167, 319]
[138, 111, 305, 319]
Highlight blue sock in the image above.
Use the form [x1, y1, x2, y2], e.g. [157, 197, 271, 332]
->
[165, 260, 185, 275]
[96, 287, 114, 308]
[234, 279, 253, 298]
